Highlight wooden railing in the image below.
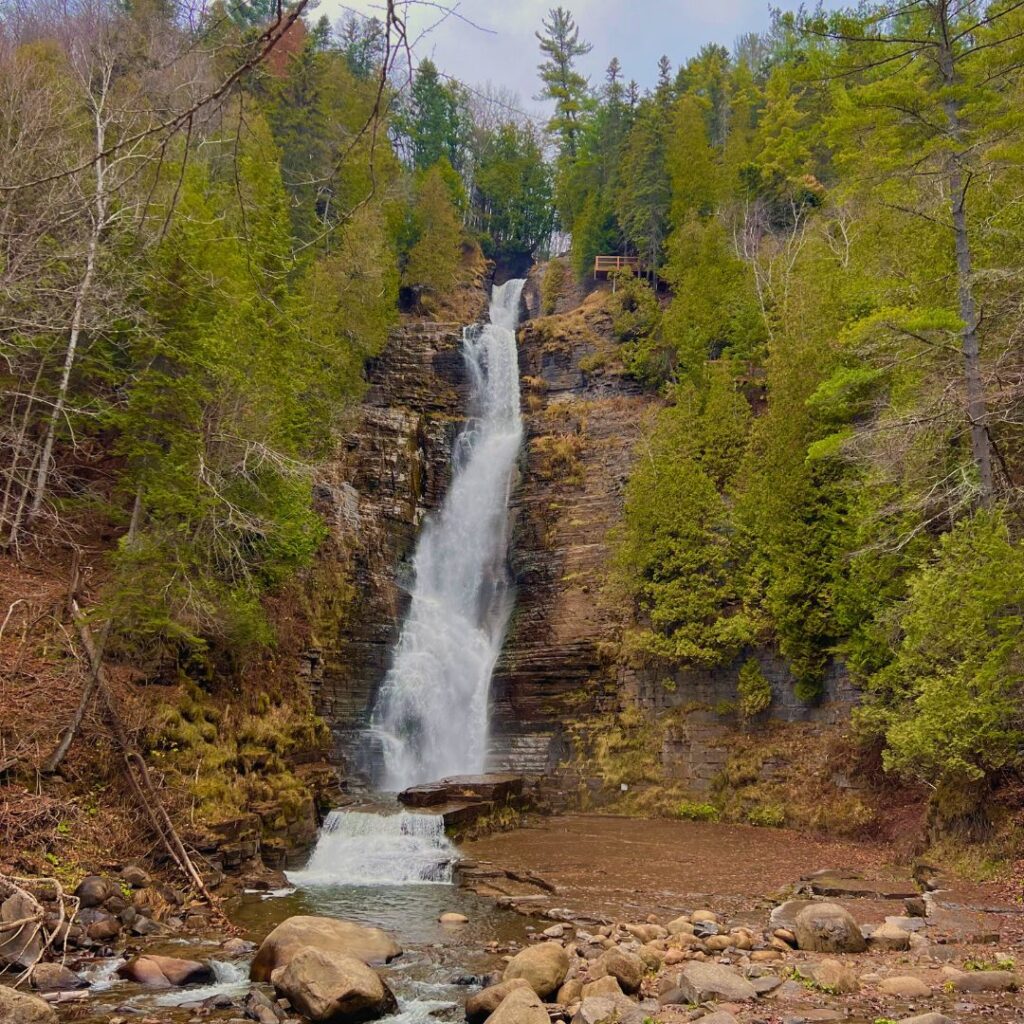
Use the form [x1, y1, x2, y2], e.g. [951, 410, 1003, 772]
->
[593, 255, 642, 277]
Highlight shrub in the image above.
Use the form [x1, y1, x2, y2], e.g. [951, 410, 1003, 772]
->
[541, 259, 565, 315]
[737, 658, 773, 718]
[747, 804, 785, 828]
[676, 800, 720, 821]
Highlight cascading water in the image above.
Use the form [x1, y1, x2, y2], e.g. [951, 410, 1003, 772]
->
[288, 810, 455, 886]
[367, 279, 526, 791]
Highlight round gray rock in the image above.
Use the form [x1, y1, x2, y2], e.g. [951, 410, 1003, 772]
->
[793, 902, 867, 953]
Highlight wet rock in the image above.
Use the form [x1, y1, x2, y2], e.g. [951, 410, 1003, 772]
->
[439, 913, 469, 925]
[121, 865, 151, 889]
[591, 948, 644, 994]
[465, 978, 533, 1023]
[244, 988, 286, 1023]
[251, 916, 402, 982]
[671, 962, 757, 1003]
[878, 976, 931, 998]
[949, 969, 1019, 992]
[793, 903, 866, 953]
[130, 915, 164, 937]
[487, 986, 549, 1024]
[0, 986, 57, 1023]
[799, 959, 858, 994]
[869, 922, 912, 951]
[117, 954, 214, 988]
[271, 947, 398, 1023]
[502, 941, 570, 998]
[74, 875, 115, 908]
[30, 962, 89, 992]
[223, 937, 258, 957]
[0, 892, 44, 967]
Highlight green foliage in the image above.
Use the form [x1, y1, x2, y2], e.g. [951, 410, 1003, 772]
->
[737, 659, 773, 718]
[540, 260, 566, 315]
[862, 511, 1024, 799]
[403, 164, 464, 294]
[747, 803, 785, 827]
[676, 800, 720, 821]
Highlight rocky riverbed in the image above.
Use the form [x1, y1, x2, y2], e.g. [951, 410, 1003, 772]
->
[3, 815, 1023, 1024]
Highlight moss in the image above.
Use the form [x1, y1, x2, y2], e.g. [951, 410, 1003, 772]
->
[747, 803, 786, 827]
[676, 800, 720, 821]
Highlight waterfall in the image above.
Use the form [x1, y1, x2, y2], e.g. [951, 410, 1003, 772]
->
[367, 279, 526, 791]
[288, 810, 455, 886]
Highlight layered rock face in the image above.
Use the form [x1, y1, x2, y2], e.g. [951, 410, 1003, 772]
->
[487, 280, 658, 776]
[309, 318, 481, 774]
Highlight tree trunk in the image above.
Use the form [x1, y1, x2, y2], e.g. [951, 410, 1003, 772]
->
[27, 95, 108, 526]
[939, 33, 994, 505]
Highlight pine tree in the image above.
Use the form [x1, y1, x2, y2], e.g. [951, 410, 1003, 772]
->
[403, 165, 464, 294]
[535, 6, 593, 158]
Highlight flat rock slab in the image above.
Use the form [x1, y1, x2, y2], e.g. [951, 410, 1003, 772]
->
[805, 869, 918, 900]
[399, 774, 524, 808]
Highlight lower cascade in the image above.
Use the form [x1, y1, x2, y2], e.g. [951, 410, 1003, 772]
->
[288, 810, 455, 886]
[367, 278, 527, 791]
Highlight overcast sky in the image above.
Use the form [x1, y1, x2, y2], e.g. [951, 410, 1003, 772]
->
[320, 0, 836, 116]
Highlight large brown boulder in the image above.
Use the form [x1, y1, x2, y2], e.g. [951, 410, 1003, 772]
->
[486, 986, 549, 1024]
[73, 875, 116, 909]
[793, 903, 867, 954]
[271, 946, 398, 1023]
[251, 916, 402, 982]
[591, 948, 644, 994]
[465, 978, 532, 1023]
[0, 893, 43, 968]
[30, 963, 89, 992]
[502, 942, 569, 998]
[116, 954, 214, 988]
[0, 986, 58, 1023]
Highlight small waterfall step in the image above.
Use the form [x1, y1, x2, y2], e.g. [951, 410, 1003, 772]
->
[288, 808, 456, 886]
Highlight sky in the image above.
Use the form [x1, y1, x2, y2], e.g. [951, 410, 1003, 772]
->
[320, 0, 830, 116]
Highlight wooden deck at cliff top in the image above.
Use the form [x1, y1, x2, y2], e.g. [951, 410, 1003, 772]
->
[593, 254, 663, 285]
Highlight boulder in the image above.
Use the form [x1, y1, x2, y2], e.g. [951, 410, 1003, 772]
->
[581, 976, 623, 999]
[751, 975, 783, 996]
[623, 923, 665, 943]
[502, 941, 569, 998]
[799, 959, 858, 994]
[693, 1014, 738, 1024]
[869, 922, 912, 951]
[487, 986, 549, 1024]
[439, 913, 469, 925]
[691, 911, 717, 924]
[591, 948, 644, 994]
[120, 865, 151, 889]
[571, 995, 645, 1024]
[769, 899, 819, 932]
[86, 913, 121, 942]
[271, 946, 398, 1023]
[244, 988, 286, 1024]
[949, 969, 1019, 992]
[555, 978, 584, 1005]
[672, 962, 757, 1003]
[30, 963, 89, 992]
[74, 875, 115, 908]
[222, 937, 257, 957]
[117, 954, 214, 988]
[0, 986, 57, 1024]
[250, 916, 402, 982]
[793, 903, 867, 953]
[666, 916, 693, 936]
[0, 893, 44, 967]
[465, 978, 532, 1023]
[878, 976, 930, 998]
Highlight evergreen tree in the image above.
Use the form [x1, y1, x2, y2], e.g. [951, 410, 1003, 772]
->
[535, 6, 593, 158]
